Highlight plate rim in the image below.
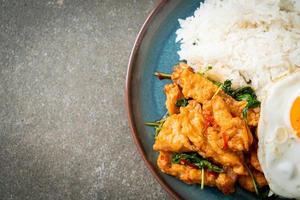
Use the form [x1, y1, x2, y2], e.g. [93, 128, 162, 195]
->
[125, 0, 182, 199]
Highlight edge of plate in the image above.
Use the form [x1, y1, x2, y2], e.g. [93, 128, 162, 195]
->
[125, 0, 182, 199]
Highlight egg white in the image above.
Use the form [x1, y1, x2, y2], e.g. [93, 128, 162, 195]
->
[258, 71, 300, 199]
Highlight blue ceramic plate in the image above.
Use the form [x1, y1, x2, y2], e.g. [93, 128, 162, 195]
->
[126, 0, 262, 199]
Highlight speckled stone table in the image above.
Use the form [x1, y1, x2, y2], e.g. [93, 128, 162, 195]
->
[0, 0, 170, 199]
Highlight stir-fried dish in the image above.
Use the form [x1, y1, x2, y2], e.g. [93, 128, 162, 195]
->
[146, 62, 270, 196]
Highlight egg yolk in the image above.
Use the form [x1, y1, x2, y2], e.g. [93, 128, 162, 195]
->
[290, 96, 300, 137]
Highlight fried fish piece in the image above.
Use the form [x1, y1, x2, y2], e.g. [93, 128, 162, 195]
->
[164, 83, 183, 115]
[153, 113, 194, 152]
[211, 95, 253, 152]
[171, 65, 218, 104]
[204, 128, 247, 175]
[153, 100, 205, 152]
[221, 93, 259, 127]
[238, 170, 268, 192]
[154, 100, 247, 175]
[215, 172, 237, 194]
[157, 151, 236, 194]
[247, 107, 260, 127]
[171, 64, 259, 126]
[179, 100, 206, 148]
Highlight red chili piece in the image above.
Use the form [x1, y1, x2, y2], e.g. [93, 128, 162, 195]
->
[180, 159, 199, 169]
[203, 110, 214, 134]
[222, 132, 228, 150]
[207, 170, 217, 177]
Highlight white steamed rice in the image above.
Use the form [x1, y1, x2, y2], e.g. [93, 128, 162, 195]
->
[176, 0, 300, 99]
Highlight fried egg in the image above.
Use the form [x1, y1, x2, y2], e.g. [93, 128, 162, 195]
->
[258, 71, 300, 199]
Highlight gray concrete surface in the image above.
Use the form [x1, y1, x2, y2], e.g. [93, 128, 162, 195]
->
[0, 0, 170, 199]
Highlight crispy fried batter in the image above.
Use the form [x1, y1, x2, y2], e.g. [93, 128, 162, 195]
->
[216, 172, 237, 194]
[172, 65, 218, 104]
[154, 99, 247, 175]
[153, 100, 205, 152]
[164, 83, 183, 115]
[222, 95, 247, 117]
[238, 170, 268, 192]
[222, 95, 259, 127]
[179, 100, 206, 148]
[211, 95, 253, 152]
[157, 151, 236, 194]
[205, 128, 247, 175]
[247, 107, 260, 127]
[154, 100, 207, 152]
[153, 113, 194, 152]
